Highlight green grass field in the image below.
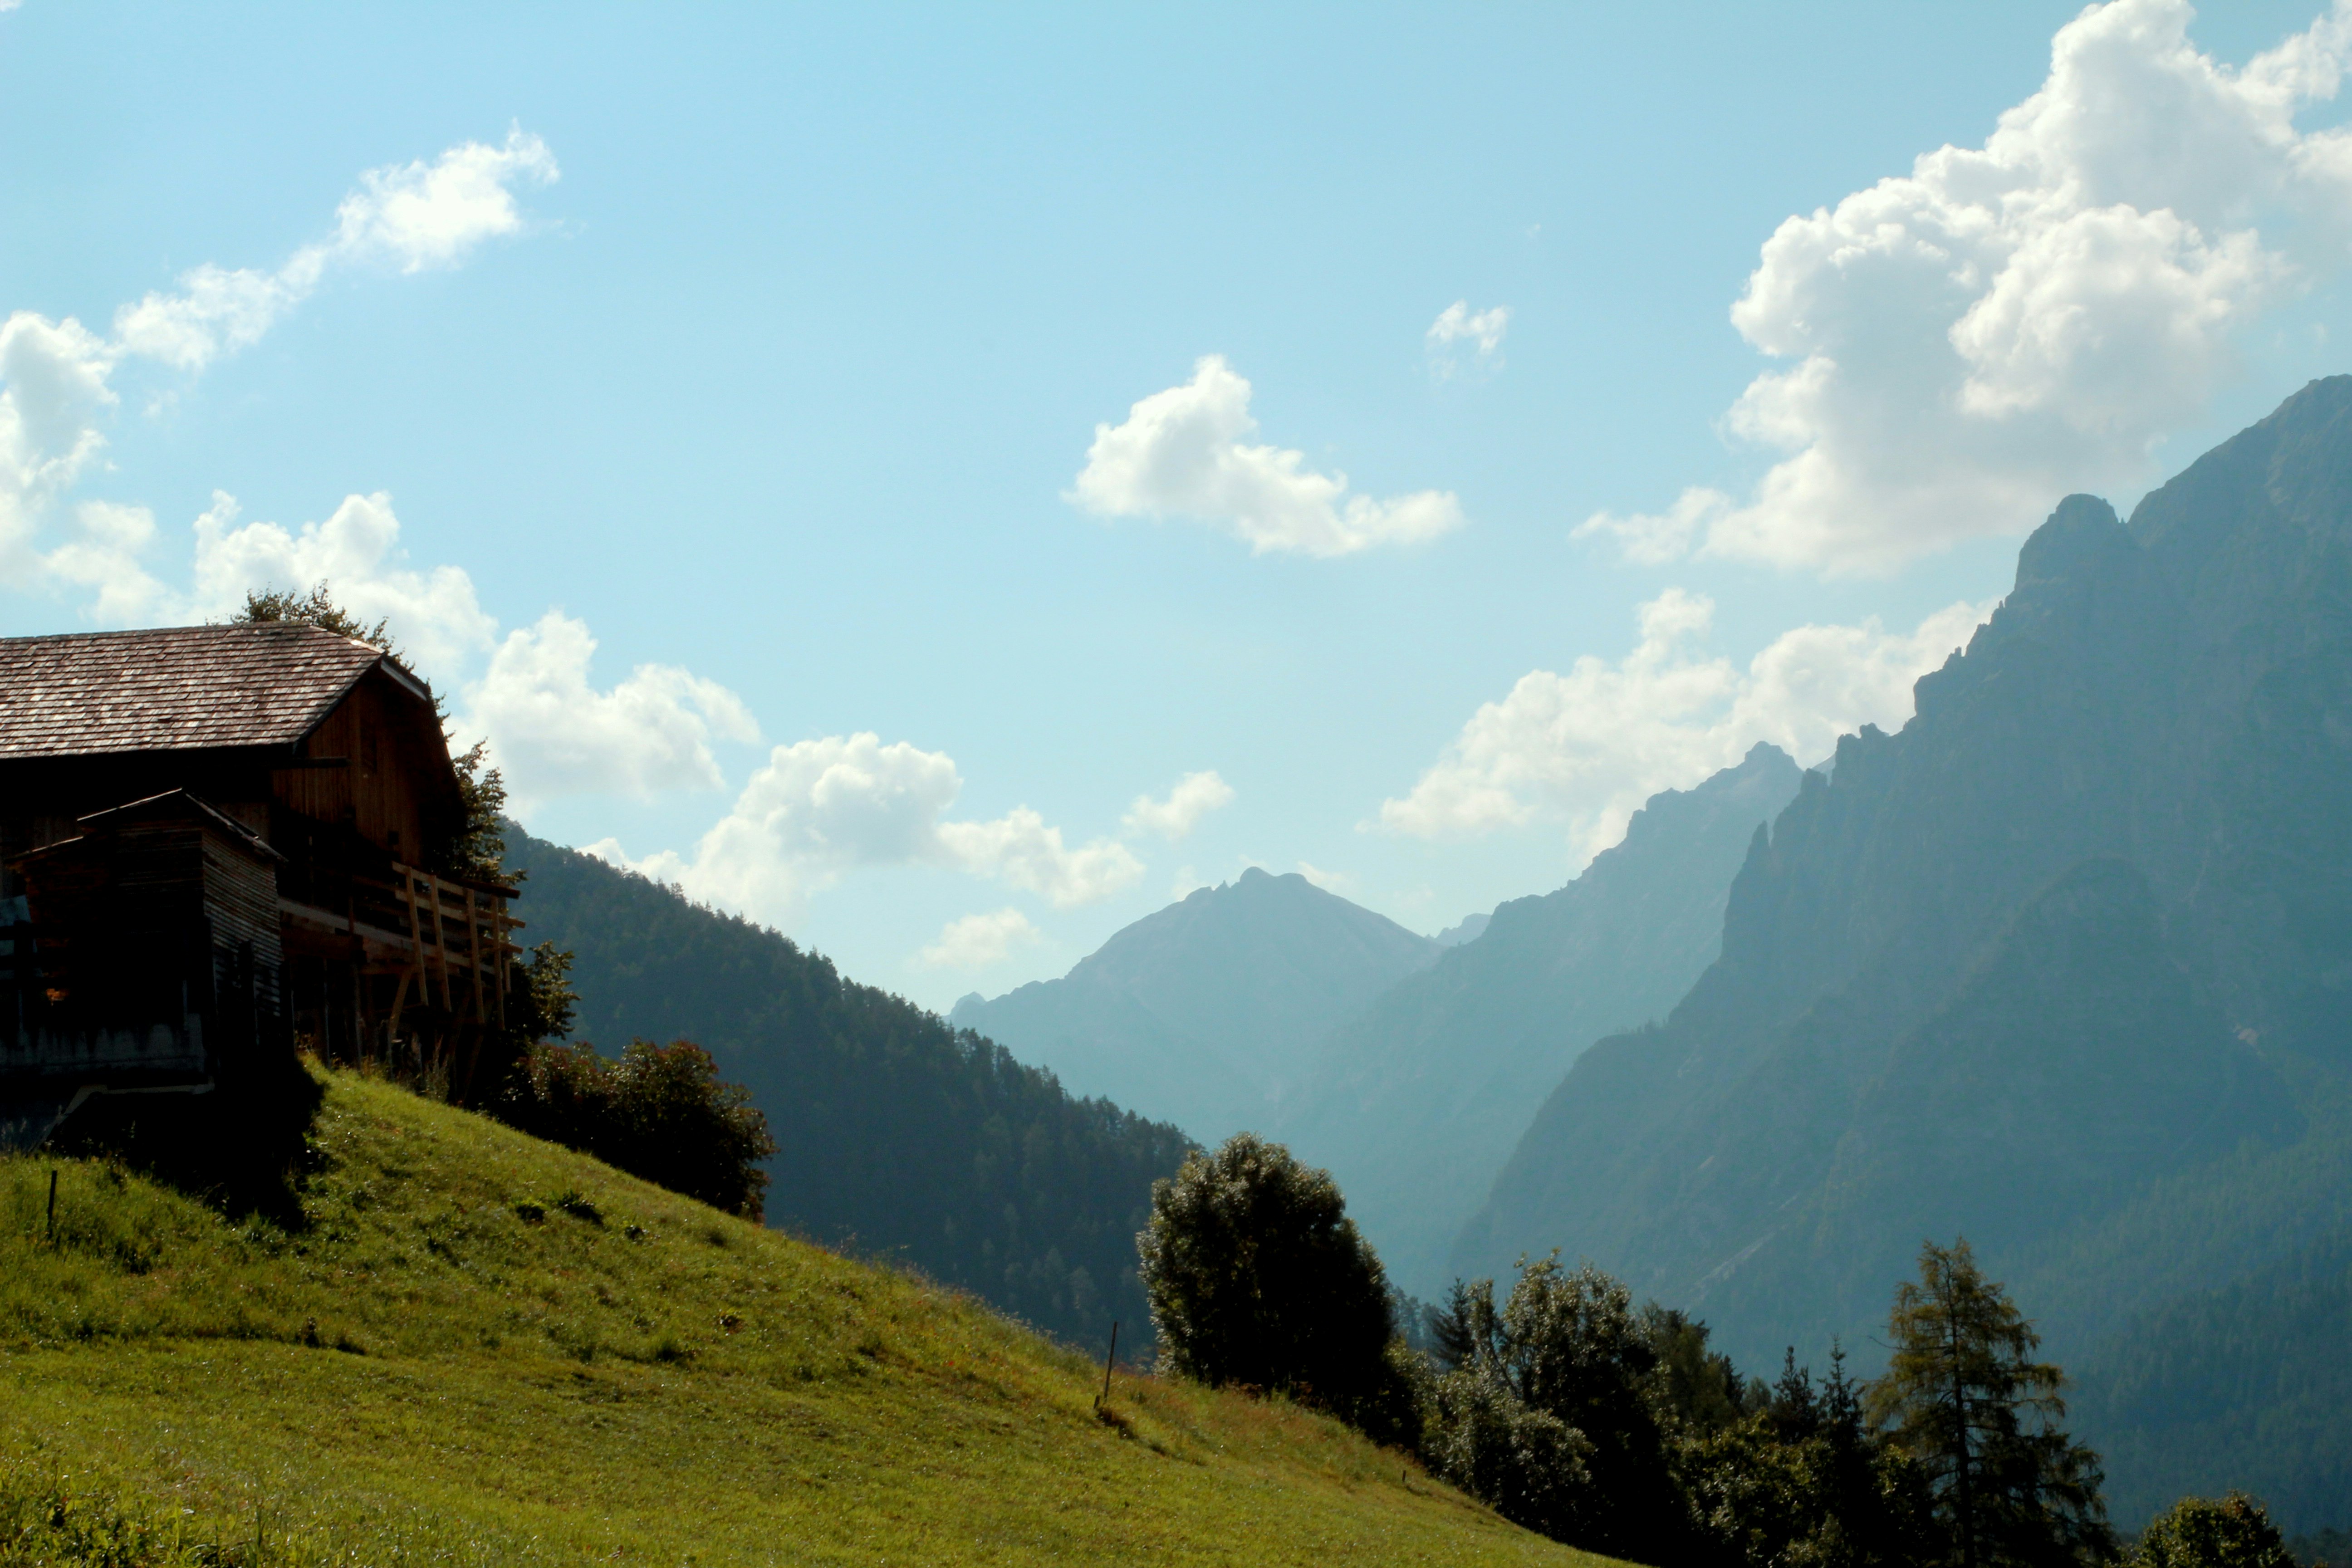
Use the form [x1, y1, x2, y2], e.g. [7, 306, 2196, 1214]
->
[0, 1067, 1614, 1566]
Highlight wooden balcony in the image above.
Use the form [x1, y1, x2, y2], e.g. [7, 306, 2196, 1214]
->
[277, 863, 522, 1037]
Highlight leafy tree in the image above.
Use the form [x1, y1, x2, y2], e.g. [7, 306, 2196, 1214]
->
[1423, 1272, 1595, 1540]
[1424, 1256, 1683, 1560]
[440, 744, 514, 885]
[513, 940, 578, 1043]
[496, 1038, 777, 1218]
[1137, 1133, 1412, 1441]
[1869, 1239, 2115, 1568]
[237, 582, 397, 657]
[2128, 1494, 2295, 1568]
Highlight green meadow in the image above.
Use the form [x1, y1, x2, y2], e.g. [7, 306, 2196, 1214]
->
[0, 1068, 1615, 1566]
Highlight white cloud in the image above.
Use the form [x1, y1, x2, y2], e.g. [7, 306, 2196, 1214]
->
[1426, 301, 1509, 377]
[1069, 355, 1465, 557]
[43, 502, 166, 622]
[1297, 860, 1357, 895]
[622, 733, 1145, 928]
[1123, 769, 1235, 840]
[1579, 0, 2352, 575]
[4, 131, 556, 613]
[0, 129, 763, 829]
[918, 908, 1044, 971]
[1380, 590, 1991, 865]
[0, 312, 117, 586]
[187, 491, 497, 673]
[936, 809, 1146, 907]
[113, 128, 557, 372]
[459, 612, 760, 808]
[326, 127, 559, 274]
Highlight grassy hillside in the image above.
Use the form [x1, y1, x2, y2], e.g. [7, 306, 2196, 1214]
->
[506, 826, 1191, 1349]
[0, 1068, 1612, 1567]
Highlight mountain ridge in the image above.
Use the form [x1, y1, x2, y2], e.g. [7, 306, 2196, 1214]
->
[1276, 743, 1803, 1292]
[1450, 374, 2352, 1527]
[950, 867, 1441, 1143]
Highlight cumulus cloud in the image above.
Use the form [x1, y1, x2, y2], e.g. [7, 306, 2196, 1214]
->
[0, 312, 117, 585]
[1579, 0, 2352, 574]
[1297, 860, 1358, 895]
[0, 128, 768, 828]
[113, 129, 557, 372]
[1380, 590, 1991, 864]
[186, 491, 497, 672]
[1123, 770, 1235, 840]
[1426, 300, 1509, 377]
[1069, 355, 1465, 557]
[42, 502, 166, 622]
[919, 908, 1044, 971]
[459, 612, 761, 808]
[3, 131, 556, 612]
[621, 733, 1144, 927]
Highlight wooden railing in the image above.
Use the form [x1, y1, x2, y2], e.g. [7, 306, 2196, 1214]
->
[350, 866, 522, 1037]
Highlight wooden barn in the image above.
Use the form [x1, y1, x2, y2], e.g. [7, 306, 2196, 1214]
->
[0, 622, 521, 1112]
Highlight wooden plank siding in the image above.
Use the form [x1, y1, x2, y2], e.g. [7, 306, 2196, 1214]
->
[0, 625, 520, 1097]
[268, 672, 440, 866]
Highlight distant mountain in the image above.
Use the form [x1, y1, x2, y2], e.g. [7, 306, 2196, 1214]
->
[1452, 377, 2352, 1528]
[504, 828, 1190, 1347]
[1433, 911, 1491, 947]
[1277, 744, 1802, 1293]
[949, 868, 1441, 1143]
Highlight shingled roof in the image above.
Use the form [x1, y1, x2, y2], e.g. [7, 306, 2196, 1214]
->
[0, 623, 426, 761]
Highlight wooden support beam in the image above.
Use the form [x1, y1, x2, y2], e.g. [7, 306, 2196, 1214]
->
[493, 904, 509, 1031]
[399, 868, 427, 1052]
[428, 877, 454, 1012]
[465, 887, 484, 1026]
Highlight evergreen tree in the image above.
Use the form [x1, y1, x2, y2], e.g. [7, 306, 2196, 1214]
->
[1869, 1239, 2115, 1567]
[1679, 1339, 1935, 1568]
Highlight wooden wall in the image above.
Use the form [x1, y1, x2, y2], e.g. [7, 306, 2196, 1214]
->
[270, 672, 444, 864]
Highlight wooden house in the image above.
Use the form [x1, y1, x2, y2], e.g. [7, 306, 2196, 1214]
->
[0, 623, 520, 1103]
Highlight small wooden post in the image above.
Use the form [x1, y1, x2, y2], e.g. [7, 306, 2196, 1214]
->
[1097, 1320, 1119, 1410]
[46, 1169, 57, 1240]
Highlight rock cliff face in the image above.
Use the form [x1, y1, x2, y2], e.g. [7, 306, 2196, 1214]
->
[1276, 744, 1801, 1293]
[1455, 377, 2352, 1522]
[950, 868, 1441, 1144]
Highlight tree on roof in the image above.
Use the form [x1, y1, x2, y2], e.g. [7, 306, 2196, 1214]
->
[236, 583, 400, 660]
[234, 582, 513, 887]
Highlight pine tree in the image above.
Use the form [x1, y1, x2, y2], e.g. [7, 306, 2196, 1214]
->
[1868, 1239, 2115, 1567]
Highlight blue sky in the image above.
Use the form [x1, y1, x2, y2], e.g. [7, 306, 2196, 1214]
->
[5, 1, 2350, 1014]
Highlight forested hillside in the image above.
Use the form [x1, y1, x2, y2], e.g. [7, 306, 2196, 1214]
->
[1277, 743, 1801, 1292]
[951, 867, 1440, 1142]
[1453, 377, 2352, 1528]
[505, 829, 1191, 1347]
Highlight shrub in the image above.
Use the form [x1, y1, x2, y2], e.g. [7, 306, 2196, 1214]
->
[2131, 1493, 2296, 1568]
[1136, 1133, 1416, 1444]
[495, 1039, 776, 1218]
